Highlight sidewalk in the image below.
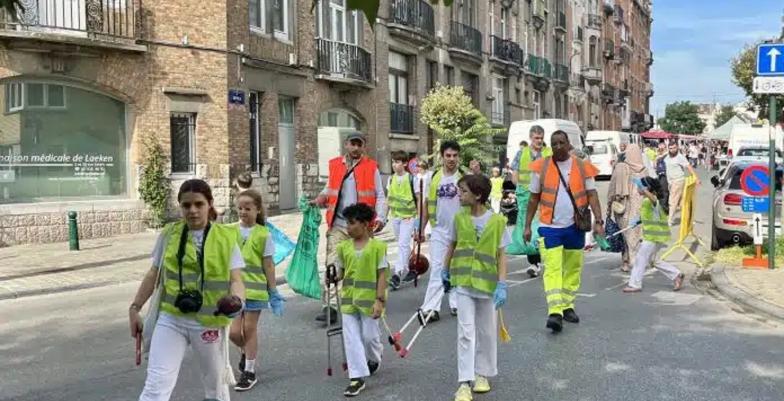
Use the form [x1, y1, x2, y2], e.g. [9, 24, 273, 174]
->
[0, 211, 397, 301]
[710, 264, 784, 322]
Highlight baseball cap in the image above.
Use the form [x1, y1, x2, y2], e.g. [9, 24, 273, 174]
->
[345, 131, 366, 144]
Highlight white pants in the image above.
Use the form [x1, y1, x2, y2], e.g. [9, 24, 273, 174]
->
[391, 217, 416, 276]
[456, 292, 498, 383]
[491, 198, 501, 214]
[627, 241, 681, 289]
[139, 317, 230, 401]
[342, 312, 383, 379]
[421, 235, 457, 312]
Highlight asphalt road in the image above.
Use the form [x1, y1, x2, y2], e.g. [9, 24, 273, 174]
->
[3, 169, 783, 401]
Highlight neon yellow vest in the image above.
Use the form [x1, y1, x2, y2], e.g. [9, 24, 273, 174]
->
[159, 222, 236, 327]
[388, 173, 416, 218]
[236, 224, 269, 302]
[641, 198, 670, 244]
[645, 147, 657, 162]
[450, 211, 506, 294]
[427, 169, 462, 226]
[517, 146, 552, 192]
[490, 177, 503, 200]
[339, 239, 386, 316]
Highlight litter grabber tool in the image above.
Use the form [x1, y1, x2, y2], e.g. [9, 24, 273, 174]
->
[397, 309, 436, 358]
[324, 262, 347, 376]
[381, 316, 402, 352]
[407, 177, 430, 287]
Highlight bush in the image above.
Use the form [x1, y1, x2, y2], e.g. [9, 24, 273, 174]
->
[714, 237, 784, 267]
[138, 135, 170, 228]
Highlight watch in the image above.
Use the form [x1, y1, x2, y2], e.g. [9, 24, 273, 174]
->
[129, 303, 141, 312]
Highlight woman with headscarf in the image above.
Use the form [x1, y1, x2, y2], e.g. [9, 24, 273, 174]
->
[607, 144, 648, 272]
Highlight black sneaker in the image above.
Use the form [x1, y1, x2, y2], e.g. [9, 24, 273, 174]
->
[368, 360, 380, 376]
[546, 314, 563, 333]
[389, 274, 401, 290]
[238, 353, 245, 372]
[562, 308, 580, 324]
[450, 308, 458, 317]
[425, 311, 440, 324]
[344, 379, 366, 397]
[234, 371, 258, 392]
[315, 306, 339, 323]
[402, 270, 418, 283]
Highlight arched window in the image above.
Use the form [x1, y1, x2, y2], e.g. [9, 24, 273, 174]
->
[589, 36, 598, 67]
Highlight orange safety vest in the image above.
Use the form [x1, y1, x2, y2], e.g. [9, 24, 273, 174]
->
[529, 155, 598, 225]
[325, 156, 378, 228]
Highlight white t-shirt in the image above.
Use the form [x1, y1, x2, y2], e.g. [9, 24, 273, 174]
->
[688, 145, 699, 159]
[239, 224, 276, 258]
[664, 153, 690, 182]
[455, 210, 512, 299]
[529, 158, 597, 229]
[428, 172, 461, 242]
[151, 229, 245, 270]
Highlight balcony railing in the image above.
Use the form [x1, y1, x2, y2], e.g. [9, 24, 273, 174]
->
[556, 12, 567, 32]
[528, 55, 552, 78]
[390, 103, 415, 134]
[316, 39, 372, 83]
[491, 35, 523, 65]
[449, 21, 482, 57]
[582, 66, 602, 83]
[603, 39, 615, 58]
[0, 0, 139, 40]
[554, 63, 569, 83]
[586, 13, 602, 30]
[389, 0, 435, 39]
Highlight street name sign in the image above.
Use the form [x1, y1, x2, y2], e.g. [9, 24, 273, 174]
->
[757, 43, 784, 76]
[753, 76, 784, 94]
[740, 165, 771, 196]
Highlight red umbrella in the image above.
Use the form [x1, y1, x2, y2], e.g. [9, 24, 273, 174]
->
[641, 130, 673, 140]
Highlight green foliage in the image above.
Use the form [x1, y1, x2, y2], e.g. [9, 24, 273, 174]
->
[656, 101, 706, 135]
[138, 135, 170, 228]
[731, 41, 782, 118]
[714, 105, 737, 129]
[314, 0, 453, 28]
[420, 85, 504, 169]
[714, 236, 784, 267]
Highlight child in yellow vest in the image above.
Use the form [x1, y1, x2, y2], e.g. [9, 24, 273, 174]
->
[229, 190, 285, 391]
[489, 167, 504, 213]
[443, 175, 510, 401]
[623, 177, 684, 293]
[328, 203, 388, 397]
[384, 150, 420, 289]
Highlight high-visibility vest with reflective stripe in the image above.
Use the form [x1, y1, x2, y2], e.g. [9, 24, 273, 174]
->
[325, 156, 378, 228]
[645, 147, 657, 162]
[159, 222, 235, 327]
[235, 223, 269, 302]
[388, 173, 416, 218]
[339, 239, 386, 316]
[517, 146, 553, 190]
[450, 211, 506, 294]
[641, 198, 670, 244]
[490, 177, 503, 200]
[529, 156, 599, 225]
[427, 169, 462, 226]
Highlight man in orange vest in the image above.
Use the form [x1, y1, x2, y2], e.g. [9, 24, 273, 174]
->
[523, 131, 605, 334]
[312, 131, 387, 323]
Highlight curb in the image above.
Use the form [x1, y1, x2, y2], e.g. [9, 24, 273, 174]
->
[710, 264, 784, 322]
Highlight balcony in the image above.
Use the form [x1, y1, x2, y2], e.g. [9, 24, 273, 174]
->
[449, 21, 482, 62]
[619, 79, 631, 96]
[586, 13, 602, 30]
[527, 55, 552, 79]
[554, 63, 569, 85]
[532, 0, 546, 29]
[644, 81, 654, 97]
[570, 73, 585, 90]
[620, 26, 632, 52]
[0, 0, 145, 52]
[581, 66, 602, 85]
[390, 103, 415, 134]
[646, 49, 654, 66]
[556, 12, 567, 33]
[315, 39, 373, 85]
[491, 35, 524, 66]
[603, 39, 615, 59]
[602, 83, 616, 102]
[388, 0, 435, 45]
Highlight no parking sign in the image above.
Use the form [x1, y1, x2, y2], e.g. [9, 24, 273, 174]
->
[740, 165, 771, 196]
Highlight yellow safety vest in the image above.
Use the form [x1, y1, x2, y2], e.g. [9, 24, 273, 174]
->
[339, 239, 386, 316]
[517, 146, 552, 193]
[427, 169, 462, 226]
[641, 198, 670, 244]
[388, 173, 417, 218]
[235, 224, 269, 302]
[450, 211, 506, 294]
[490, 177, 504, 200]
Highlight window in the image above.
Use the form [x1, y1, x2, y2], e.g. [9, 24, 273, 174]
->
[249, 0, 263, 31]
[491, 76, 505, 125]
[388, 52, 409, 105]
[170, 113, 196, 173]
[500, 7, 509, 39]
[27, 83, 45, 107]
[278, 97, 295, 125]
[462, 72, 479, 107]
[249, 92, 261, 172]
[533, 90, 541, 119]
[426, 61, 438, 90]
[589, 36, 598, 67]
[319, 0, 360, 44]
[249, 0, 290, 41]
[445, 66, 455, 86]
[6, 82, 23, 112]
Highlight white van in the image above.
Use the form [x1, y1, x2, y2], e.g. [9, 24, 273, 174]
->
[585, 130, 630, 177]
[506, 119, 584, 163]
[728, 123, 783, 159]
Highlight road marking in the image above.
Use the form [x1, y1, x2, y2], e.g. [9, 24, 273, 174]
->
[508, 277, 539, 287]
[577, 293, 597, 298]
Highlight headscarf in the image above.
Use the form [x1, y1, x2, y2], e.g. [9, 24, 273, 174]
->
[608, 144, 646, 202]
[623, 144, 646, 174]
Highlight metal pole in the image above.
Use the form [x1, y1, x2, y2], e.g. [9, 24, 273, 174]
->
[769, 97, 777, 270]
[67, 211, 80, 251]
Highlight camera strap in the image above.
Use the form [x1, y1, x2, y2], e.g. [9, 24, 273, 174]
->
[176, 223, 211, 293]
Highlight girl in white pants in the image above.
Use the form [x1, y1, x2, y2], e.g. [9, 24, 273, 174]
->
[625, 241, 683, 292]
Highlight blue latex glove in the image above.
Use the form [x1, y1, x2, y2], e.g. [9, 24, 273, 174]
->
[494, 281, 508, 310]
[441, 269, 452, 293]
[268, 288, 286, 317]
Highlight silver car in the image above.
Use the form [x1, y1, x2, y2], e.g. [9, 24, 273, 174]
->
[710, 161, 782, 250]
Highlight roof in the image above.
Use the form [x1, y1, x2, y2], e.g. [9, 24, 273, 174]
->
[708, 116, 748, 141]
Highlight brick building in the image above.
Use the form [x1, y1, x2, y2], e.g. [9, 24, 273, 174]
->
[0, 0, 653, 246]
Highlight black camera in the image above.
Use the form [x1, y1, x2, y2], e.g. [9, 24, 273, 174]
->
[174, 289, 203, 313]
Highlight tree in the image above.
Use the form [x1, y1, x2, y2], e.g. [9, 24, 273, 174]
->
[714, 105, 738, 128]
[312, 0, 453, 29]
[731, 41, 782, 119]
[656, 101, 706, 135]
[420, 85, 504, 169]
[138, 135, 171, 228]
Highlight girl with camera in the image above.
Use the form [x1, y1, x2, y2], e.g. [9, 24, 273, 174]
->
[229, 189, 285, 391]
[129, 179, 246, 401]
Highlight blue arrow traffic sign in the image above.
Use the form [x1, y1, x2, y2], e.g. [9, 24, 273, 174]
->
[757, 43, 784, 76]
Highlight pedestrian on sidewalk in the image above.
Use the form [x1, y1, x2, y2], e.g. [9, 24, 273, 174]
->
[623, 177, 685, 293]
[510, 126, 552, 278]
[327, 203, 388, 397]
[443, 174, 509, 401]
[607, 144, 647, 272]
[489, 167, 503, 214]
[130, 179, 246, 401]
[523, 131, 604, 334]
[417, 140, 463, 322]
[385, 150, 420, 289]
[219, 172, 253, 223]
[311, 131, 387, 324]
[663, 141, 700, 226]
[228, 190, 285, 392]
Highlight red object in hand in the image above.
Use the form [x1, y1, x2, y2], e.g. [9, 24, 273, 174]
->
[408, 253, 430, 276]
[215, 295, 243, 316]
[135, 332, 142, 366]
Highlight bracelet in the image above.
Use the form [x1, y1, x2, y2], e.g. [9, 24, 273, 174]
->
[129, 303, 141, 312]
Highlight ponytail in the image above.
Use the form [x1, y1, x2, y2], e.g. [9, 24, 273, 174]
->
[208, 206, 218, 221]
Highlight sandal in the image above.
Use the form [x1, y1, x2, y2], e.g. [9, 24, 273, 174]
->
[620, 264, 631, 273]
[673, 273, 685, 291]
[622, 286, 641, 293]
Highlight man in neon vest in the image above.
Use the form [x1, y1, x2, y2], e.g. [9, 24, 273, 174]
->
[415, 140, 462, 321]
[524, 131, 605, 333]
[312, 131, 387, 323]
[509, 125, 552, 277]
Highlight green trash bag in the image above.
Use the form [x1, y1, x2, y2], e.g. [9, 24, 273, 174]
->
[285, 198, 322, 300]
[507, 190, 541, 256]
